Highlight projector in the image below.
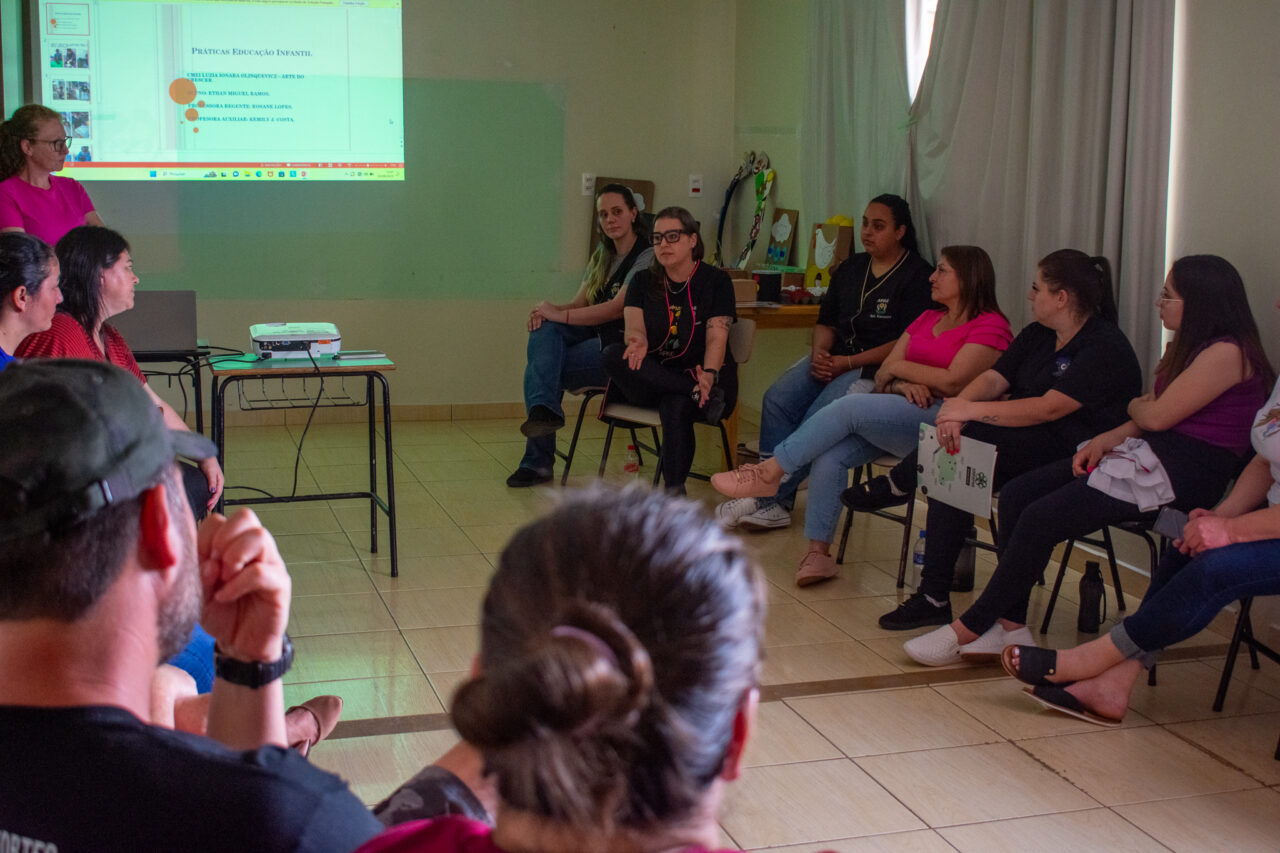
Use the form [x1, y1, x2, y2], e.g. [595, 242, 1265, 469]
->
[250, 322, 342, 359]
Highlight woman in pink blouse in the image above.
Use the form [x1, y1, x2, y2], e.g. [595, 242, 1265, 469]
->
[713, 245, 1012, 585]
[0, 104, 103, 245]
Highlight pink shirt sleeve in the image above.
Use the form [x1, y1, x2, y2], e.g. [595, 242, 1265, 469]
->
[0, 175, 95, 246]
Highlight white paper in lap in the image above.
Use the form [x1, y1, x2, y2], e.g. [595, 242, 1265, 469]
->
[915, 425, 998, 518]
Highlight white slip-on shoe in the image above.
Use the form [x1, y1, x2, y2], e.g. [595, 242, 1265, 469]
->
[715, 498, 759, 528]
[739, 502, 792, 531]
[959, 624, 1035, 663]
[904, 624, 964, 667]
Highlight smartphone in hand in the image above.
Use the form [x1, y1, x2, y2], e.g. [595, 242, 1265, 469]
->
[1153, 506, 1190, 539]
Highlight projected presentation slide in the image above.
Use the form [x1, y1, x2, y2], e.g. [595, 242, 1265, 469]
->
[35, 0, 404, 181]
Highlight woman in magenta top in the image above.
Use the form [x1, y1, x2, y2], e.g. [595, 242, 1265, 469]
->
[903, 254, 1274, 668]
[0, 104, 102, 245]
[356, 488, 770, 853]
[713, 245, 1013, 585]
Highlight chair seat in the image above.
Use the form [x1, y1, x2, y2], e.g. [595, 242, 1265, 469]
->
[601, 402, 663, 428]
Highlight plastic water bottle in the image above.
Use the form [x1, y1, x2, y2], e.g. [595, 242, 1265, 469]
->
[623, 444, 640, 477]
[910, 530, 927, 590]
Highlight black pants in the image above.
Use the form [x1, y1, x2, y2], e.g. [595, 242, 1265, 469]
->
[601, 344, 738, 490]
[917, 421, 1083, 602]
[956, 432, 1243, 634]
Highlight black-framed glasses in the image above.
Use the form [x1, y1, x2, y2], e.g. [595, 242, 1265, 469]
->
[31, 136, 72, 152]
[652, 229, 691, 245]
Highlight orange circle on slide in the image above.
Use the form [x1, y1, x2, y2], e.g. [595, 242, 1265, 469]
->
[193, 127, 199, 133]
[169, 78, 197, 105]
[185, 108, 198, 120]
[198, 100, 206, 108]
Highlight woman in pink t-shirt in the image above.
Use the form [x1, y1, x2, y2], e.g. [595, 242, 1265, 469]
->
[0, 104, 103, 246]
[713, 245, 1013, 585]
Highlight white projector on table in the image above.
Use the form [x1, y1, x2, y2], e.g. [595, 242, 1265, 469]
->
[250, 322, 342, 359]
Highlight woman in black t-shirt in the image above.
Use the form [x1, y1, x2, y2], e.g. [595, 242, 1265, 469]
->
[601, 206, 737, 493]
[508, 184, 654, 488]
[861, 250, 1143, 633]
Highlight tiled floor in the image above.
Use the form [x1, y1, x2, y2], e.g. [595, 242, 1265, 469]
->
[219, 412, 1280, 851]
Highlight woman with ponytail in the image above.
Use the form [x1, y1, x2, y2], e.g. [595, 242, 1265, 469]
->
[0, 104, 103, 244]
[357, 486, 766, 853]
[903, 254, 1273, 668]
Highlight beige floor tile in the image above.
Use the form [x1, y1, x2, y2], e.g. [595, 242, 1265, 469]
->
[310, 729, 459, 805]
[427, 670, 471, 708]
[334, 495, 456, 531]
[438, 498, 543, 527]
[762, 641, 902, 685]
[807, 596, 940, 641]
[302, 445, 398, 467]
[741, 831, 954, 852]
[721, 759, 924, 848]
[402, 625, 482, 673]
[382, 586, 487, 629]
[764, 602, 853, 647]
[1127, 659, 1280, 724]
[288, 560, 377, 596]
[932, 678, 1153, 741]
[252, 503, 344, 535]
[460, 522, 521, 554]
[305, 461, 410, 492]
[938, 807, 1167, 852]
[1114, 787, 1280, 853]
[424, 479, 525, 504]
[288, 631, 423, 683]
[856, 742, 1097, 827]
[408, 457, 513, 483]
[366, 553, 496, 592]
[282, 674, 445, 720]
[355, 525, 481, 560]
[1019, 725, 1259, 805]
[222, 465, 320, 496]
[288, 592, 397, 636]
[288, 423, 373, 448]
[454, 419, 526, 443]
[386, 422, 474, 445]
[394, 441, 493, 463]
[741, 701, 842, 768]
[789, 687, 1001, 757]
[1168, 711, 1280, 785]
[761, 561, 905, 602]
[275, 530, 361, 563]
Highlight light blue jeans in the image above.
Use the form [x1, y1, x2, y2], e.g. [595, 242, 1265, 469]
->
[759, 355, 875, 510]
[772, 392, 940, 542]
[519, 321, 607, 473]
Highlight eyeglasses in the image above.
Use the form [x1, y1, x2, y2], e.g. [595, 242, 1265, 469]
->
[31, 136, 72, 152]
[1156, 291, 1182, 303]
[652, 230, 691, 245]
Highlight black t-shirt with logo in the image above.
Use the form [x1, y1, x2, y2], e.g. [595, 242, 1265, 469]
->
[993, 315, 1143, 448]
[625, 262, 737, 373]
[817, 250, 934, 361]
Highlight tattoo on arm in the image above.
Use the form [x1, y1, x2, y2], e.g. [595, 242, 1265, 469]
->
[981, 415, 999, 423]
[708, 317, 732, 330]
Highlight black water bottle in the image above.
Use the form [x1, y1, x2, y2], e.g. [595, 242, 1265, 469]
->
[952, 526, 977, 592]
[1077, 560, 1105, 633]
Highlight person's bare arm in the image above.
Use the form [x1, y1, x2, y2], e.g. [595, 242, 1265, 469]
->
[939, 389, 1082, 429]
[622, 306, 647, 370]
[84, 210, 105, 227]
[880, 342, 1005, 397]
[1129, 341, 1249, 431]
[145, 383, 223, 507]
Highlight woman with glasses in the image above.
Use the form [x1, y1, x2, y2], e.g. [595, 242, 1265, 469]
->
[904, 255, 1275, 668]
[0, 104, 103, 245]
[601, 206, 737, 493]
[507, 184, 653, 487]
[718, 193, 934, 531]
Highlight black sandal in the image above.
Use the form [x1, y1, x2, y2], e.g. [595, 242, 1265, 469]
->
[1001, 644, 1071, 687]
[1023, 684, 1122, 727]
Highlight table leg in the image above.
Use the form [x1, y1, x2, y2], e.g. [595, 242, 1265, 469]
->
[375, 373, 399, 578]
[725, 407, 739, 468]
[213, 377, 228, 515]
[367, 374, 378, 554]
[192, 356, 204, 435]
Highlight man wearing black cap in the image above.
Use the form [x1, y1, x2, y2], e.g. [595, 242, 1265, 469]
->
[0, 359, 381, 851]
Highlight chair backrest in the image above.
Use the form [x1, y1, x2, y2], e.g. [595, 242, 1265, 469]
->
[729, 318, 756, 365]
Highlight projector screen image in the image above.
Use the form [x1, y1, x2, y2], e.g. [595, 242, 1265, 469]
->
[34, 0, 404, 181]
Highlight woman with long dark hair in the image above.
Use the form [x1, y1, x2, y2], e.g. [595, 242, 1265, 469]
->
[0, 232, 61, 367]
[718, 193, 933, 531]
[508, 184, 653, 487]
[905, 255, 1274, 667]
[600, 206, 737, 493]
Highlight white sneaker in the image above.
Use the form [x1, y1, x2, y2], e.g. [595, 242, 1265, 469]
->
[739, 503, 792, 531]
[959, 624, 1035, 663]
[904, 625, 963, 667]
[716, 497, 759, 528]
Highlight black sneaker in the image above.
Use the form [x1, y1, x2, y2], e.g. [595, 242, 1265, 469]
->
[520, 405, 565, 439]
[841, 475, 910, 511]
[878, 592, 952, 630]
[506, 466, 552, 488]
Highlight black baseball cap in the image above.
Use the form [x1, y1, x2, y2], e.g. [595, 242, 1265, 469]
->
[0, 359, 216, 543]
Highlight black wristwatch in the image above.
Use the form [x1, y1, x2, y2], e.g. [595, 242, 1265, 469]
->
[214, 634, 294, 688]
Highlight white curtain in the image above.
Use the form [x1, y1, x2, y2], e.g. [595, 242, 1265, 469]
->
[802, 0, 913, 224]
[807, 0, 1174, 369]
[907, 0, 1173, 366]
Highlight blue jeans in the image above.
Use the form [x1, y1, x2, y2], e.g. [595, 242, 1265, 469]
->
[1112, 538, 1280, 666]
[519, 321, 607, 473]
[759, 355, 874, 510]
[772, 392, 940, 542]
